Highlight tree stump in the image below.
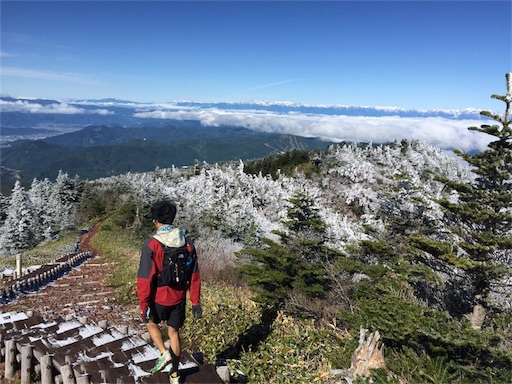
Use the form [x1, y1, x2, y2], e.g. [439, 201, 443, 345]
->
[350, 327, 386, 378]
[332, 327, 402, 383]
[466, 304, 486, 330]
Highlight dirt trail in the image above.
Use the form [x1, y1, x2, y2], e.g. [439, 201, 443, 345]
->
[78, 220, 102, 254]
[1, 222, 142, 333]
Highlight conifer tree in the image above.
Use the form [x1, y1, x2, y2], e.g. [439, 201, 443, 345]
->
[0, 181, 35, 253]
[238, 192, 329, 310]
[50, 171, 83, 230]
[29, 178, 55, 240]
[283, 192, 327, 260]
[417, 73, 512, 314]
[0, 192, 8, 226]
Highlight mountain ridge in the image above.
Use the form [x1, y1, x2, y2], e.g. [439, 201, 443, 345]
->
[2, 96, 488, 122]
[1, 124, 334, 188]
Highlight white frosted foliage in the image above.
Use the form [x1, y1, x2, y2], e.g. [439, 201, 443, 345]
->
[0, 139, 472, 260]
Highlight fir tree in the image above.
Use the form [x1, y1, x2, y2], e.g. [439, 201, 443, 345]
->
[0, 192, 8, 226]
[238, 192, 330, 310]
[421, 74, 512, 313]
[283, 192, 327, 260]
[0, 180, 35, 253]
[50, 171, 83, 230]
[29, 177, 54, 240]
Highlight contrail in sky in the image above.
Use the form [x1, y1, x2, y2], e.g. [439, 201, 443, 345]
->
[245, 78, 305, 92]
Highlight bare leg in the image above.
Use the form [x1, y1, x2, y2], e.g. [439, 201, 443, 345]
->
[146, 321, 166, 353]
[168, 326, 181, 377]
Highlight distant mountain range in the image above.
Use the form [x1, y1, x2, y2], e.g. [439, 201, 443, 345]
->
[1, 96, 487, 135]
[0, 96, 489, 193]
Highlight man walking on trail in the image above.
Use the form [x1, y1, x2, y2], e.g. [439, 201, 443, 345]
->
[137, 200, 202, 383]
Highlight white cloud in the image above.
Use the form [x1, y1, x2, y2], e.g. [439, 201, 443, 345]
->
[94, 109, 114, 116]
[0, 100, 113, 115]
[133, 107, 491, 152]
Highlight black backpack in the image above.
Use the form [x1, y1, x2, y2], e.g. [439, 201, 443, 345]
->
[156, 240, 196, 287]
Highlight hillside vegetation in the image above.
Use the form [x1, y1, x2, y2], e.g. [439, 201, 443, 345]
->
[1, 75, 511, 383]
[0, 123, 333, 187]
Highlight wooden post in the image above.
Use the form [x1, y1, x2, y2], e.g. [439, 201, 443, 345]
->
[4, 338, 16, 379]
[100, 370, 108, 382]
[141, 332, 151, 343]
[76, 373, 91, 384]
[60, 364, 75, 384]
[16, 254, 22, 277]
[0, 333, 4, 360]
[78, 316, 88, 325]
[21, 344, 33, 384]
[217, 366, 230, 383]
[40, 355, 54, 384]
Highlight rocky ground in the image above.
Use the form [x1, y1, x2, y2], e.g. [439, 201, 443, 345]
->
[0, 221, 144, 334]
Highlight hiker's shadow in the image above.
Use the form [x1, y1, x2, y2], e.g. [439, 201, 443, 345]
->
[214, 307, 277, 365]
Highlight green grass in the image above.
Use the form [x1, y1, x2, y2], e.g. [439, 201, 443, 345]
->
[92, 219, 355, 383]
[91, 219, 142, 304]
[70, 218, 512, 383]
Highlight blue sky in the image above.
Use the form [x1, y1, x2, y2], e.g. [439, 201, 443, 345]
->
[1, 0, 511, 110]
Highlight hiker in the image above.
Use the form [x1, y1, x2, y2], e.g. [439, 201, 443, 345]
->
[137, 200, 202, 383]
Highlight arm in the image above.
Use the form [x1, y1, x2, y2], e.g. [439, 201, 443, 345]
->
[137, 238, 157, 311]
[189, 267, 201, 306]
[189, 261, 202, 319]
[187, 241, 201, 307]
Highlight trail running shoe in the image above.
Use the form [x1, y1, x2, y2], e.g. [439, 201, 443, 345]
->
[150, 350, 171, 373]
[169, 375, 180, 384]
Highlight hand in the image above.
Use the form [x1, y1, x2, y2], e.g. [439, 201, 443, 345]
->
[141, 307, 150, 323]
[192, 305, 202, 319]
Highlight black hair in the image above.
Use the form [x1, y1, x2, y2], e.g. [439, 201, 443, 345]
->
[150, 200, 177, 225]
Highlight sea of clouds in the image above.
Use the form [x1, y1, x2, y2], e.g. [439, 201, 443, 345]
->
[133, 105, 492, 153]
[1, 98, 494, 153]
[0, 99, 113, 115]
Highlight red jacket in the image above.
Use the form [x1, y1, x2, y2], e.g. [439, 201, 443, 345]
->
[137, 229, 200, 311]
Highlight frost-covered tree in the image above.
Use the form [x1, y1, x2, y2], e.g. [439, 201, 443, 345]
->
[49, 171, 83, 230]
[87, 138, 471, 255]
[0, 171, 85, 254]
[0, 192, 8, 226]
[0, 181, 35, 253]
[29, 177, 55, 240]
[317, 140, 471, 257]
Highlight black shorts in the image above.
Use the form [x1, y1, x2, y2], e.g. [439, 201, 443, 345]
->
[147, 300, 186, 330]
